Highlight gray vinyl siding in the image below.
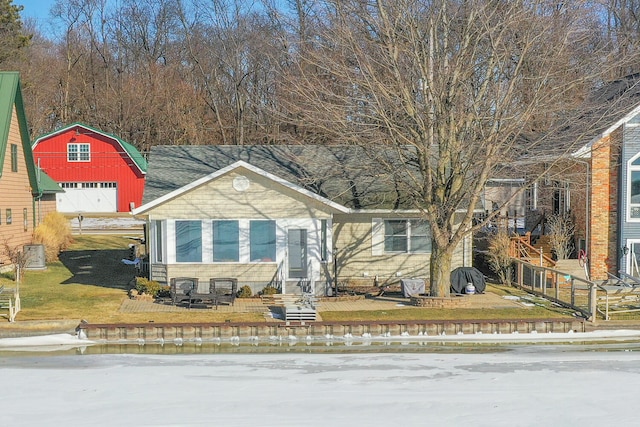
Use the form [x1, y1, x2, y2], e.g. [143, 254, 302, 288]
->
[620, 118, 640, 273]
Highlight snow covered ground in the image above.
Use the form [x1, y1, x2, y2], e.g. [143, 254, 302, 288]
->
[1, 332, 640, 426]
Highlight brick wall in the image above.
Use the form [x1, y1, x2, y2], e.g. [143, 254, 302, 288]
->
[589, 130, 622, 280]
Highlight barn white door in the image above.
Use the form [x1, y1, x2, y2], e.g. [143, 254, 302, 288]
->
[57, 187, 117, 212]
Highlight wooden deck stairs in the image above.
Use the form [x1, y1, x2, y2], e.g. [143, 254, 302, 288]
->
[510, 233, 556, 268]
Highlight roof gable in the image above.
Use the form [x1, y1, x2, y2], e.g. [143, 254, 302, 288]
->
[133, 160, 350, 215]
[0, 72, 42, 193]
[33, 122, 147, 174]
[573, 75, 640, 158]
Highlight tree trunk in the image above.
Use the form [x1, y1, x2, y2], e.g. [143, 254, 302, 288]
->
[429, 244, 453, 297]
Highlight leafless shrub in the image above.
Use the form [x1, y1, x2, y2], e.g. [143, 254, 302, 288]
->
[2, 240, 29, 283]
[486, 229, 514, 286]
[546, 213, 575, 260]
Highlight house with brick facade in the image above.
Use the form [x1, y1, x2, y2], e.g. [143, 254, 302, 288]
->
[571, 75, 640, 281]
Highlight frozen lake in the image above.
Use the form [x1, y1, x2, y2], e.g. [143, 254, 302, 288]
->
[0, 332, 639, 426]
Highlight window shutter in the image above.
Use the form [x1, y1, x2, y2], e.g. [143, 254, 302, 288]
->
[372, 218, 384, 256]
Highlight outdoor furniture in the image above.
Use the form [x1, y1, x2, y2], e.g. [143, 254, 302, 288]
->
[597, 272, 640, 320]
[262, 293, 319, 321]
[400, 279, 425, 297]
[210, 278, 237, 309]
[170, 277, 198, 306]
[187, 279, 217, 309]
[0, 284, 20, 322]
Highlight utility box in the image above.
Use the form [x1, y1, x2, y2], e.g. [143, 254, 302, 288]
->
[24, 244, 46, 270]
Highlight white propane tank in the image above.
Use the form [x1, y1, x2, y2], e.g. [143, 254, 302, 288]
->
[465, 282, 476, 295]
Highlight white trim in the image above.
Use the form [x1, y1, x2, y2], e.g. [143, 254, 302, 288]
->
[625, 239, 640, 276]
[371, 218, 384, 256]
[573, 103, 640, 159]
[627, 152, 640, 222]
[132, 161, 350, 215]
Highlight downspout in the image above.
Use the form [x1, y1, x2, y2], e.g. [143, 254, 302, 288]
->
[572, 157, 590, 275]
[616, 151, 625, 275]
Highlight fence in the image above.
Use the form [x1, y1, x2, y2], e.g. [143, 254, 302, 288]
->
[512, 258, 597, 321]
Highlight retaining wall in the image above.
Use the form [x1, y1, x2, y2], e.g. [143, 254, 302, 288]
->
[79, 318, 585, 342]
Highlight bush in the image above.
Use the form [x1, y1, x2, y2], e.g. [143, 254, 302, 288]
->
[33, 212, 73, 262]
[486, 228, 513, 286]
[260, 285, 279, 295]
[237, 285, 253, 298]
[134, 277, 166, 297]
[546, 212, 575, 260]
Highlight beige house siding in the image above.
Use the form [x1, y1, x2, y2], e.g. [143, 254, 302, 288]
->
[148, 170, 333, 220]
[140, 166, 472, 295]
[143, 169, 339, 294]
[0, 107, 34, 265]
[34, 195, 57, 223]
[333, 212, 470, 286]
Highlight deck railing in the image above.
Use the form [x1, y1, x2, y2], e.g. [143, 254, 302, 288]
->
[511, 258, 597, 321]
[510, 233, 555, 268]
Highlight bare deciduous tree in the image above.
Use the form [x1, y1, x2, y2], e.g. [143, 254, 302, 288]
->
[279, 0, 626, 296]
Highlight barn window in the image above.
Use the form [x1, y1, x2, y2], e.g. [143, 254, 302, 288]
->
[68, 143, 90, 162]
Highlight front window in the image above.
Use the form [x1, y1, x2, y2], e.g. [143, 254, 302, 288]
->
[5, 209, 12, 225]
[384, 220, 408, 252]
[384, 219, 430, 253]
[175, 220, 202, 262]
[68, 143, 90, 162]
[213, 220, 239, 262]
[631, 156, 640, 219]
[250, 220, 276, 262]
[11, 144, 18, 172]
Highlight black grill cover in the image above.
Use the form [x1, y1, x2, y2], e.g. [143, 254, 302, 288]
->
[450, 267, 486, 294]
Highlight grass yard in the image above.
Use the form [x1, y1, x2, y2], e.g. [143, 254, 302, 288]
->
[0, 235, 578, 324]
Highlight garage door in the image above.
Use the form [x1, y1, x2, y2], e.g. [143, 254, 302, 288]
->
[57, 183, 117, 213]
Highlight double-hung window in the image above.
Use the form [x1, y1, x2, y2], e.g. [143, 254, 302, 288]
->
[383, 219, 430, 253]
[250, 220, 276, 262]
[68, 143, 90, 162]
[213, 220, 239, 262]
[630, 154, 640, 219]
[175, 220, 202, 262]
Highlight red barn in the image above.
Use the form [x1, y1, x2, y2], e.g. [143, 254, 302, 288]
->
[32, 123, 147, 213]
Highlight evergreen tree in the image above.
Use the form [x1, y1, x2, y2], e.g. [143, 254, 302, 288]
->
[0, 0, 31, 65]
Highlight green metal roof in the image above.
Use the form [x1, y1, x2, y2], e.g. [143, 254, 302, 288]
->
[0, 72, 46, 195]
[33, 122, 147, 173]
[36, 168, 64, 194]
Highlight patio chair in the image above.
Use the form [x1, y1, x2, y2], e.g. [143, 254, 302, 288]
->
[170, 277, 198, 306]
[210, 278, 238, 309]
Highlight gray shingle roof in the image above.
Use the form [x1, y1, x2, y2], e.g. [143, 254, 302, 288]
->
[142, 145, 412, 209]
